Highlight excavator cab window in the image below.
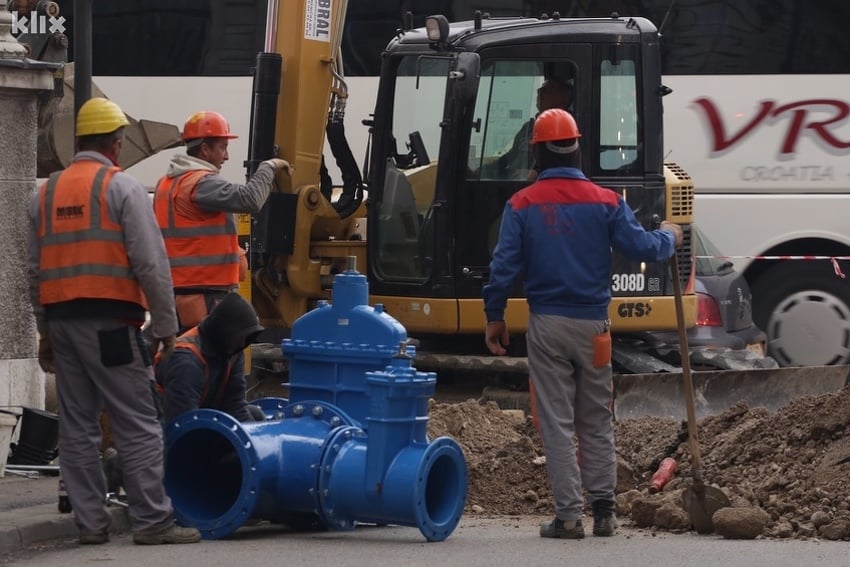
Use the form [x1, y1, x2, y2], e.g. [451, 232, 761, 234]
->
[599, 57, 640, 172]
[374, 55, 451, 282]
[467, 60, 579, 183]
[468, 60, 547, 181]
[460, 59, 580, 268]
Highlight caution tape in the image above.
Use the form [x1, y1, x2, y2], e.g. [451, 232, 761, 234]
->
[694, 255, 847, 279]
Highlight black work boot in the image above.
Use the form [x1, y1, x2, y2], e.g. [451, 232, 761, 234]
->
[591, 499, 617, 537]
[539, 517, 585, 539]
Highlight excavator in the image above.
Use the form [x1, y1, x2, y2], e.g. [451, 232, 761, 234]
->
[235, 1, 850, 420]
[247, 3, 695, 348]
[26, 1, 849, 419]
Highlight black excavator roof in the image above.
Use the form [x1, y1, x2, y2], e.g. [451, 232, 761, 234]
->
[388, 14, 659, 54]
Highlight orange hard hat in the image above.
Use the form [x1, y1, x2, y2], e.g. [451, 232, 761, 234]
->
[532, 108, 581, 144]
[182, 111, 239, 141]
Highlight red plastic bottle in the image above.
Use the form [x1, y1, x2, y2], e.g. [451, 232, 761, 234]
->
[649, 457, 677, 494]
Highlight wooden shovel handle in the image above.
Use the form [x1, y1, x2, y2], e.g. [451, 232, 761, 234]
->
[670, 253, 704, 487]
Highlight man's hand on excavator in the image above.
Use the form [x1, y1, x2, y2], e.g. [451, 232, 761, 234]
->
[485, 320, 510, 356]
[262, 158, 293, 175]
[660, 220, 684, 249]
[37, 335, 55, 373]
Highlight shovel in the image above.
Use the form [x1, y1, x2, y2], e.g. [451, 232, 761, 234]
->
[669, 253, 731, 534]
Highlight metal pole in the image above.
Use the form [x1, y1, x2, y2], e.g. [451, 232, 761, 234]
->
[4, 464, 60, 472]
[73, 0, 92, 136]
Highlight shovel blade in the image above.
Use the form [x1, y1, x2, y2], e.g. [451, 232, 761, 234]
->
[682, 484, 731, 534]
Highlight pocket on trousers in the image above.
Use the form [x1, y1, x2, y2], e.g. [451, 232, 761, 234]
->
[593, 330, 612, 368]
[98, 326, 134, 367]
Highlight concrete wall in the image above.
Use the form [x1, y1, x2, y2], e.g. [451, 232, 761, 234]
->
[0, 65, 55, 413]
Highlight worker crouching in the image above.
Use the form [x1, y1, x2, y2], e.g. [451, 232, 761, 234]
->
[104, 293, 267, 499]
[155, 292, 267, 423]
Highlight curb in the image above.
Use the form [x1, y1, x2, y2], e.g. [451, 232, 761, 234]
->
[0, 503, 130, 554]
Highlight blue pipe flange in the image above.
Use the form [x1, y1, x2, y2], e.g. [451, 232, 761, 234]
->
[316, 425, 365, 531]
[164, 409, 261, 539]
[404, 437, 468, 542]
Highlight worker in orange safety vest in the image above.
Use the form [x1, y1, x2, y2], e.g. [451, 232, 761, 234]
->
[152, 110, 292, 333]
[26, 97, 201, 546]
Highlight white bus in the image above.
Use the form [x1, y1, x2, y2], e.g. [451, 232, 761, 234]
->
[656, 0, 850, 368]
[69, 0, 850, 368]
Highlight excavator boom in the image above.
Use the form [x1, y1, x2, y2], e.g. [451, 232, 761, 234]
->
[263, 0, 346, 194]
[248, 0, 366, 332]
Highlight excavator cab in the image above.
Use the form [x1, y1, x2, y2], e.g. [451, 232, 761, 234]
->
[366, 14, 694, 356]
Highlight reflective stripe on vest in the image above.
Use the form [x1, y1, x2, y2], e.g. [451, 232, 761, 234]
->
[158, 327, 233, 407]
[38, 161, 146, 307]
[153, 170, 240, 288]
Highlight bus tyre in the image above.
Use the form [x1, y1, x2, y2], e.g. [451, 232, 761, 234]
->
[751, 262, 850, 367]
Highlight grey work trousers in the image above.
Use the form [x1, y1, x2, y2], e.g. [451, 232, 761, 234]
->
[49, 318, 174, 536]
[527, 312, 616, 521]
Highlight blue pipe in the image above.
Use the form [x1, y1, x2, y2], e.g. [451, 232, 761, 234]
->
[164, 264, 468, 542]
[164, 401, 358, 539]
[317, 355, 467, 541]
[164, 362, 467, 541]
[319, 428, 466, 541]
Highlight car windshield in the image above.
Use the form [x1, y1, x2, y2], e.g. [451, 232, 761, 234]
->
[693, 226, 734, 276]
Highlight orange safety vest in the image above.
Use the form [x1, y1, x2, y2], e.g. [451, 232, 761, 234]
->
[152, 170, 240, 288]
[37, 161, 147, 308]
[155, 327, 234, 406]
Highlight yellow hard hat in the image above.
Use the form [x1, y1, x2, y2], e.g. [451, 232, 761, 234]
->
[76, 97, 130, 136]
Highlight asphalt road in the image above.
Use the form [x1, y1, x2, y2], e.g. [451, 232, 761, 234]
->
[3, 516, 849, 567]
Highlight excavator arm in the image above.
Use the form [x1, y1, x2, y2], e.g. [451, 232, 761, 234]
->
[248, 0, 366, 331]
[12, 2, 181, 177]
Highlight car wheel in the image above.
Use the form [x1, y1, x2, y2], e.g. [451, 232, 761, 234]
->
[751, 262, 850, 366]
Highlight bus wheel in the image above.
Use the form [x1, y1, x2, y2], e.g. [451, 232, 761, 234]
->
[752, 262, 850, 367]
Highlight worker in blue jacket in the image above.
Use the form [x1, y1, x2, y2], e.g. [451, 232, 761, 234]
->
[482, 108, 683, 540]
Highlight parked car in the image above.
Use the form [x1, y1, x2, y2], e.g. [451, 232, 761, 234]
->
[614, 225, 776, 372]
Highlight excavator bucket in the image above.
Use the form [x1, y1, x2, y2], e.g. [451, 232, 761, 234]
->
[36, 63, 183, 177]
[613, 365, 850, 421]
[422, 352, 850, 421]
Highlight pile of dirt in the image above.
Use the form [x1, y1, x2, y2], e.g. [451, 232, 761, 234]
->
[427, 385, 850, 540]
